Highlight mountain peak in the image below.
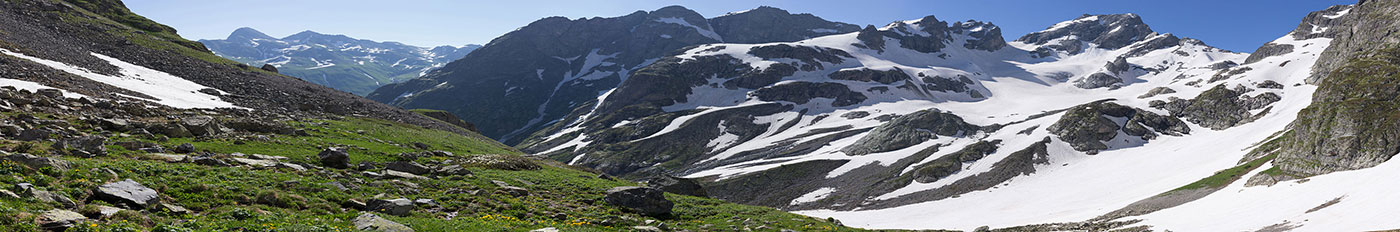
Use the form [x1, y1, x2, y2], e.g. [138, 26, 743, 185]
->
[227, 27, 274, 41]
[1017, 13, 1156, 53]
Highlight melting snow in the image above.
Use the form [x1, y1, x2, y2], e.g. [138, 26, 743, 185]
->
[0, 49, 241, 109]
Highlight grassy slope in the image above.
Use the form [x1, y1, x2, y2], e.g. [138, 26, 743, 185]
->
[0, 116, 861, 231]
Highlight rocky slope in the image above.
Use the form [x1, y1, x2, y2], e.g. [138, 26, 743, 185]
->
[200, 28, 480, 95]
[367, 6, 860, 145]
[0, 0, 862, 231]
[518, 3, 1400, 231]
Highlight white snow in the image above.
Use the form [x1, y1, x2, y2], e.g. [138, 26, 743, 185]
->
[0, 78, 86, 98]
[653, 17, 723, 41]
[791, 187, 837, 205]
[0, 49, 241, 109]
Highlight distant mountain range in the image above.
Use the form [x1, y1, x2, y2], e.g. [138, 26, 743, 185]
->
[368, 6, 862, 144]
[200, 28, 479, 95]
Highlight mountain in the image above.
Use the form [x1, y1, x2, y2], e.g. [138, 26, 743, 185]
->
[199, 28, 480, 95]
[0, 0, 858, 231]
[518, 2, 1400, 230]
[368, 6, 861, 145]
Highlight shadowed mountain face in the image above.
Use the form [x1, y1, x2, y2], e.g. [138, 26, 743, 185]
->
[367, 5, 860, 144]
[200, 28, 479, 95]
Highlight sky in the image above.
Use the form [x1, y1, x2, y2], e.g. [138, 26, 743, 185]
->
[126, 0, 1354, 52]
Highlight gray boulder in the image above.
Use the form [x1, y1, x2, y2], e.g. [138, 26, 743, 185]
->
[3, 153, 70, 171]
[353, 213, 414, 232]
[181, 115, 222, 136]
[366, 198, 414, 216]
[604, 186, 673, 216]
[37, 209, 85, 230]
[385, 161, 431, 175]
[51, 135, 106, 157]
[318, 147, 350, 169]
[94, 179, 160, 209]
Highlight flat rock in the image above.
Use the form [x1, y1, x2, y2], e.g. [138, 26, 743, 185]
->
[231, 157, 277, 167]
[37, 209, 85, 230]
[94, 179, 160, 209]
[366, 198, 414, 216]
[353, 213, 414, 232]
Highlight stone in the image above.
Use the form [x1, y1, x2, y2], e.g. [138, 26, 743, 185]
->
[173, 143, 196, 153]
[530, 228, 560, 232]
[94, 179, 160, 209]
[181, 115, 222, 136]
[51, 135, 107, 157]
[383, 170, 428, 180]
[274, 162, 307, 171]
[353, 213, 415, 232]
[365, 198, 414, 216]
[318, 147, 350, 169]
[88, 205, 125, 219]
[603, 186, 673, 216]
[231, 157, 277, 167]
[249, 154, 288, 160]
[385, 161, 431, 175]
[433, 164, 473, 176]
[3, 153, 70, 171]
[19, 185, 77, 208]
[15, 128, 53, 141]
[154, 203, 190, 215]
[0, 189, 18, 199]
[644, 175, 707, 197]
[260, 64, 279, 73]
[36, 209, 85, 230]
[147, 153, 188, 162]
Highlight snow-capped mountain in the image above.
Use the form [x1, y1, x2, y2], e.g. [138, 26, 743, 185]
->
[200, 28, 479, 95]
[518, 3, 1400, 230]
[367, 6, 861, 144]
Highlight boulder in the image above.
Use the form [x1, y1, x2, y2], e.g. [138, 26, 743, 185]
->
[353, 213, 414, 232]
[603, 187, 673, 216]
[260, 64, 279, 73]
[274, 162, 307, 171]
[17, 183, 77, 208]
[93, 179, 160, 209]
[318, 148, 350, 169]
[51, 135, 106, 157]
[231, 158, 277, 167]
[3, 153, 70, 171]
[15, 128, 53, 141]
[181, 115, 222, 136]
[644, 175, 707, 197]
[173, 143, 196, 154]
[383, 170, 428, 180]
[433, 164, 473, 176]
[365, 198, 414, 216]
[154, 203, 190, 215]
[385, 161, 431, 175]
[36, 209, 85, 230]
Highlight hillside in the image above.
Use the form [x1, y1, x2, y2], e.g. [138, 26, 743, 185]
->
[0, 0, 863, 231]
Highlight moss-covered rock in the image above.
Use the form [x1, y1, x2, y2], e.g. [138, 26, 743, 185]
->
[1275, 46, 1400, 176]
[1155, 84, 1280, 130]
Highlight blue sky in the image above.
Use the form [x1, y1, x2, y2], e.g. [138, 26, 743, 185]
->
[126, 0, 1352, 52]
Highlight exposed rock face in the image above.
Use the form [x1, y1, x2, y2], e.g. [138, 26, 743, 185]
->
[1138, 87, 1177, 99]
[644, 175, 708, 197]
[604, 186, 673, 216]
[411, 110, 478, 133]
[911, 140, 1001, 183]
[1276, 45, 1400, 176]
[1155, 85, 1280, 130]
[709, 6, 860, 44]
[94, 179, 160, 209]
[853, 15, 1004, 53]
[1308, 4, 1371, 82]
[368, 6, 856, 145]
[843, 109, 979, 156]
[1049, 101, 1189, 153]
[353, 213, 415, 232]
[828, 68, 910, 84]
[3, 153, 70, 171]
[1017, 14, 1157, 53]
[752, 82, 866, 107]
[1244, 43, 1296, 64]
[1075, 73, 1123, 89]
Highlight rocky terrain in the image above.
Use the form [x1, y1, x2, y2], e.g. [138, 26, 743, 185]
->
[513, 1, 1400, 231]
[0, 0, 867, 231]
[200, 28, 480, 96]
[367, 6, 861, 145]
